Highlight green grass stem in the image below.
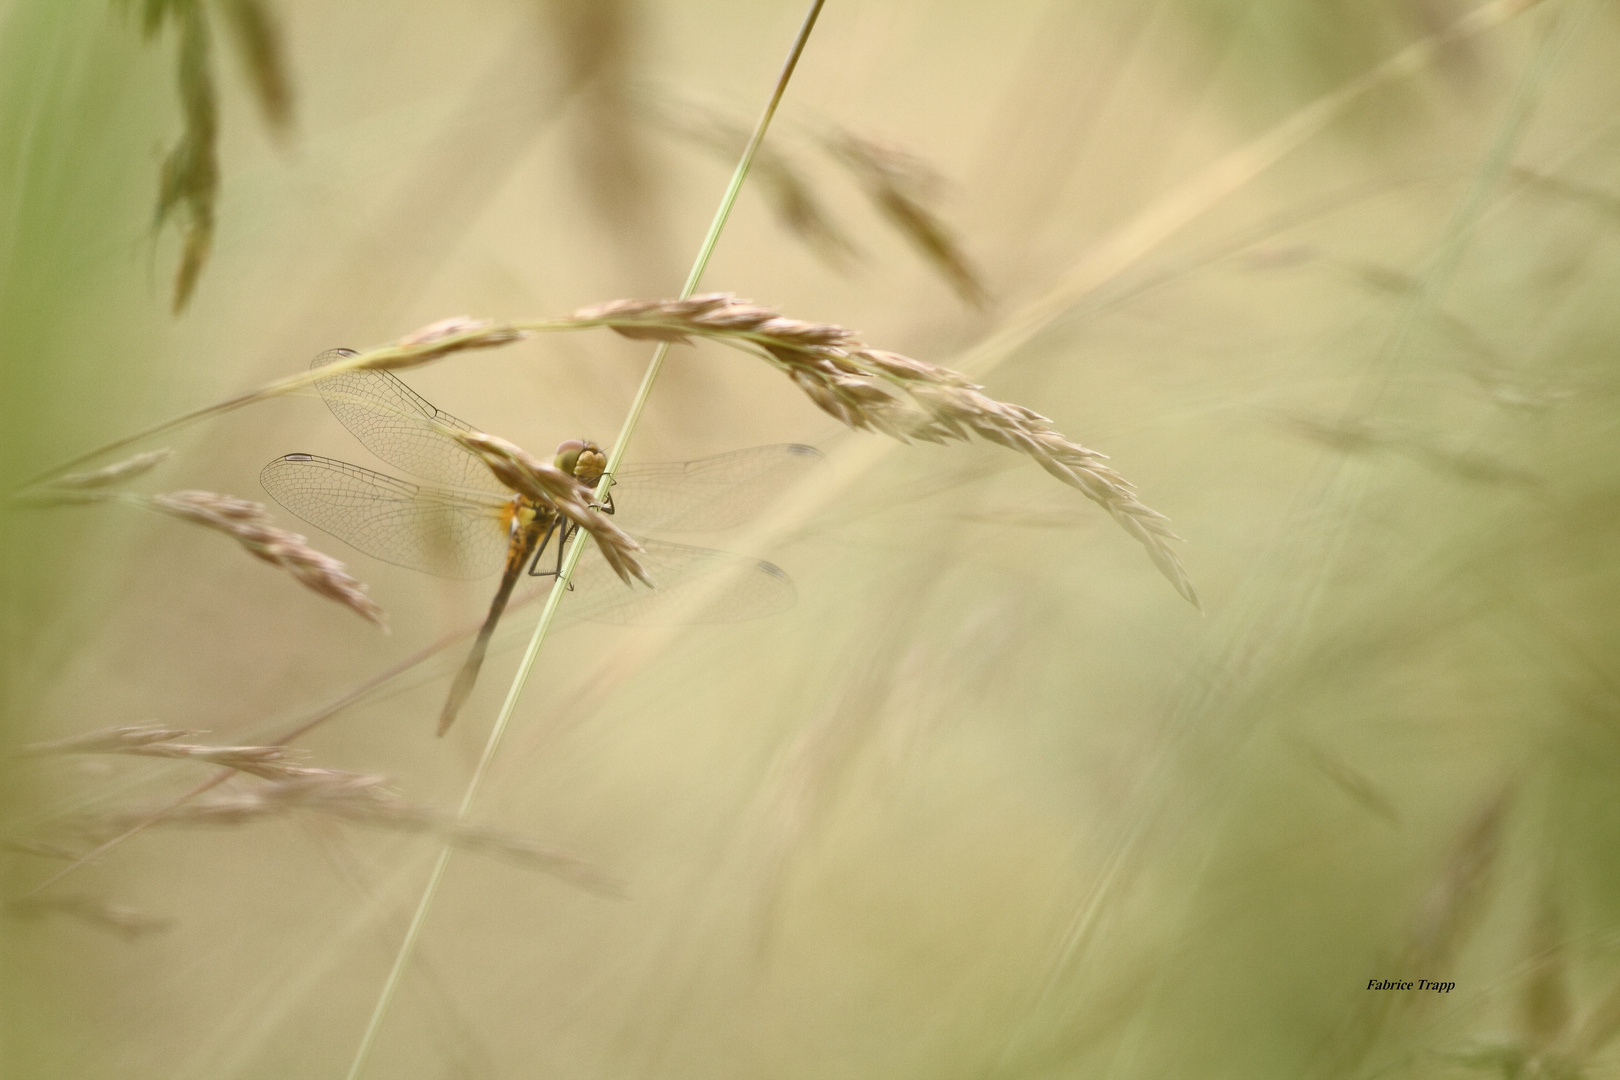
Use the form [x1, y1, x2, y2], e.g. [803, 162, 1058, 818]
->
[339, 3, 827, 1077]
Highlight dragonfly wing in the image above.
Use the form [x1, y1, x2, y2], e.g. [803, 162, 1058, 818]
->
[260, 454, 509, 579]
[609, 444, 823, 532]
[309, 349, 505, 493]
[568, 537, 796, 625]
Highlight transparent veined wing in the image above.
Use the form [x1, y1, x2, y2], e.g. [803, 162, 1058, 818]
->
[260, 454, 511, 579]
[608, 444, 824, 532]
[309, 349, 505, 493]
[568, 536, 796, 624]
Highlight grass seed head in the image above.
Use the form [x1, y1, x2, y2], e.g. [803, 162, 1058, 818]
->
[543, 0, 658, 267]
[21, 731, 199, 757]
[8, 448, 174, 507]
[150, 490, 387, 628]
[90, 765, 616, 892]
[569, 293, 1196, 604]
[347, 317, 528, 372]
[150, 0, 219, 312]
[650, 96, 859, 267]
[216, 0, 293, 135]
[26, 729, 312, 781]
[41, 449, 172, 491]
[823, 130, 989, 308]
[21, 725, 201, 755]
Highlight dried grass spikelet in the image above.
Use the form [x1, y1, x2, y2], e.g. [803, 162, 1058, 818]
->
[348, 316, 527, 371]
[133, 0, 295, 309]
[90, 740, 301, 779]
[651, 97, 858, 266]
[142, 0, 219, 313]
[1294, 736, 1401, 825]
[116, 768, 616, 891]
[9, 449, 173, 507]
[440, 821, 617, 893]
[152, 769, 394, 822]
[38, 449, 171, 491]
[22, 725, 200, 755]
[1285, 414, 1541, 489]
[542, 0, 658, 256]
[150, 490, 387, 627]
[1402, 786, 1510, 978]
[569, 293, 1197, 605]
[124, 0, 296, 309]
[437, 428, 652, 587]
[8, 893, 174, 939]
[823, 130, 988, 307]
[22, 724, 316, 781]
[216, 0, 293, 135]
[1521, 873, 1571, 1052]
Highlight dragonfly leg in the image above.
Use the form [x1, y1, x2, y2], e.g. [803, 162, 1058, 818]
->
[526, 519, 562, 577]
[559, 523, 575, 589]
[525, 519, 576, 591]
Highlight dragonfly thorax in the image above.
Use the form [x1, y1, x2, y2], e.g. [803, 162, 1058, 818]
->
[501, 497, 556, 540]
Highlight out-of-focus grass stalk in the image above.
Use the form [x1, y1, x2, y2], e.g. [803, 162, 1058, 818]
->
[339, 3, 828, 1077]
[956, 0, 1550, 384]
[981, 2, 1581, 1070]
[1280, 0, 1594, 685]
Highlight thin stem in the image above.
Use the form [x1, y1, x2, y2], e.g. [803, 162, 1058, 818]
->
[15, 771, 233, 901]
[340, 4, 827, 1077]
[12, 592, 545, 893]
[12, 322, 553, 491]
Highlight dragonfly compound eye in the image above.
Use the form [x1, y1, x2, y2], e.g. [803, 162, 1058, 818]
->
[553, 439, 585, 476]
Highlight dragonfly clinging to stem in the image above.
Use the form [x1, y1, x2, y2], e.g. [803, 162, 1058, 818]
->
[262, 350, 821, 735]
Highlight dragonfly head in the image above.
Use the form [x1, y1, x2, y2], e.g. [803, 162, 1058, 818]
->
[554, 439, 607, 484]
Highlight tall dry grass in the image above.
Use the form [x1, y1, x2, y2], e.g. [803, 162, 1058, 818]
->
[5, 1, 1620, 1078]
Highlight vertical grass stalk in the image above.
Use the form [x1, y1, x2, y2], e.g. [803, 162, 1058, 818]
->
[341, 2, 827, 1076]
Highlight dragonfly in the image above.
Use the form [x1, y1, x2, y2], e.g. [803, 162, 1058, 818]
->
[261, 350, 821, 735]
